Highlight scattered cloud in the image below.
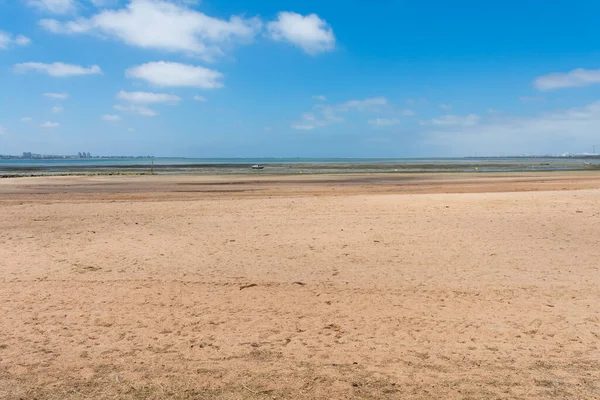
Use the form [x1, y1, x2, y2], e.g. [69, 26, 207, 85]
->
[267, 12, 335, 55]
[38, 19, 87, 34]
[335, 97, 387, 112]
[117, 90, 181, 104]
[440, 104, 452, 110]
[0, 33, 8, 49]
[519, 96, 545, 102]
[40, 121, 60, 128]
[264, 126, 272, 131]
[39, 0, 262, 60]
[292, 110, 343, 130]
[0, 126, 6, 136]
[89, 0, 120, 7]
[487, 108, 502, 115]
[267, 11, 335, 55]
[534, 68, 600, 91]
[126, 61, 223, 88]
[0, 32, 31, 49]
[292, 97, 389, 130]
[193, 95, 207, 102]
[113, 104, 157, 117]
[313, 95, 326, 101]
[27, 0, 76, 14]
[44, 92, 69, 99]
[128, 127, 135, 132]
[369, 118, 400, 126]
[424, 101, 600, 155]
[399, 109, 415, 116]
[14, 62, 102, 77]
[422, 114, 480, 127]
[15, 35, 32, 46]
[21, 117, 33, 122]
[102, 114, 121, 121]
[51, 106, 64, 113]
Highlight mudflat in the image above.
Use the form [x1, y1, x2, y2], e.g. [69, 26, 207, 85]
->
[1, 172, 600, 399]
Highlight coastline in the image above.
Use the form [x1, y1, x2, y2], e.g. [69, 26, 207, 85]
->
[1, 157, 599, 178]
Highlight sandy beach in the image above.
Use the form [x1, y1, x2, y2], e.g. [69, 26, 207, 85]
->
[1, 172, 600, 399]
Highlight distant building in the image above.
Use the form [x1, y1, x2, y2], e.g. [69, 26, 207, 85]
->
[22, 152, 32, 159]
[86, 152, 91, 158]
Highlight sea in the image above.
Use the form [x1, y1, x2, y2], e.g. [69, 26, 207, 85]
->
[1, 157, 599, 175]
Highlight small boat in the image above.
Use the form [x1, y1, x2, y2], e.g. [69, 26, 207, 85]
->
[251, 164, 264, 170]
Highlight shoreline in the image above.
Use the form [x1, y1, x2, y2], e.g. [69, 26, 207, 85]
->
[1, 159, 599, 178]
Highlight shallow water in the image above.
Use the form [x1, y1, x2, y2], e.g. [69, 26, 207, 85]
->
[1, 156, 599, 176]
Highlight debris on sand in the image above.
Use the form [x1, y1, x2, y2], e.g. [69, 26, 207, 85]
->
[239, 283, 258, 290]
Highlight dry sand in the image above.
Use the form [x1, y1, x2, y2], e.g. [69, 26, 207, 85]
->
[1, 172, 600, 399]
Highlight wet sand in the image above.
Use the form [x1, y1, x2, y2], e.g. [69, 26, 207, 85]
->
[1, 172, 600, 399]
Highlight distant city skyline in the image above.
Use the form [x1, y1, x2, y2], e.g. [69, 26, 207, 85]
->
[2, 1, 600, 157]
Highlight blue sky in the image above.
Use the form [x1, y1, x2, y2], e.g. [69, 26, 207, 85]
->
[1, 0, 600, 157]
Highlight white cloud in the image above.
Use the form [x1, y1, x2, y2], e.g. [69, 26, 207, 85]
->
[21, 117, 33, 122]
[292, 110, 343, 130]
[0, 33, 9, 49]
[519, 96, 545, 102]
[128, 127, 135, 132]
[440, 104, 452, 110]
[292, 97, 388, 130]
[15, 35, 32, 46]
[102, 114, 121, 121]
[44, 92, 69, 99]
[336, 97, 387, 112]
[400, 109, 415, 116]
[423, 114, 480, 127]
[113, 104, 157, 117]
[39, 0, 262, 60]
[291, 124, 316, 130]
[28, 0, 76, 14]
[14, 62, 102, 77]
[51, 106, 64, 113]
[117, 90, 181, 104]
[126, 61, 223, 88]
[0, 126, 6, 136]
[534, 68, 600, 91]
[89, 0, 120, 6]
[0, 32, 32, 49]
[267, 12, 335, 55]
[424, 102, 600, 155]
[193, 95, 207, 101]
[40, 121, 60, 128]
[369, 118, 400, 126]
[39, 19, 89, 34]
[313, 95, 326, 101]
